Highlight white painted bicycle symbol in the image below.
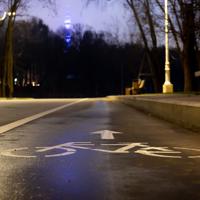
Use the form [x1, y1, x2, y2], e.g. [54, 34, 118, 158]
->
[1, 142, 200, 159]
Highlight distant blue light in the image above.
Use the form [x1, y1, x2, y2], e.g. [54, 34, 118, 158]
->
[65, 36, 71, 44]
[64, 16, 72, 47]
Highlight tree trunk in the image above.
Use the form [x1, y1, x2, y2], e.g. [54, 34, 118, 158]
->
[182, 3, 197, 92]
[2, 15, 14, 97]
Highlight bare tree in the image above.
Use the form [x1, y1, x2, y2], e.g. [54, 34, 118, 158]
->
[126, 0, 163, 92]
[84, 0, 163, 92]
[155, 0, 199, 92]
[84, 0, 200, 92]
[0, 0, 55, 97]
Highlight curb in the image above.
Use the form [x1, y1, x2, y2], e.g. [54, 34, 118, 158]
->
[115, 95, 200, 132]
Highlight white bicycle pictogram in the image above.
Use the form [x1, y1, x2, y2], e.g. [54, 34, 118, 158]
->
[0, 142, 200, 159]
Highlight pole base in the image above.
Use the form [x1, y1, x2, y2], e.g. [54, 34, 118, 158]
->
[163, 82, 173, 93]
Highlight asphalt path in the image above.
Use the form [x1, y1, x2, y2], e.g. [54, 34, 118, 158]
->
[0, 98, 200, 200]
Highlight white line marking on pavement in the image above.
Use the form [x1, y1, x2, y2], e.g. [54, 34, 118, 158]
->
[91, 130, 122, 140]
[0, 142, 94, 158]
[0, 98, 88, 134]
[0, 147, 37, 158]
[107, 143, 149, 153]
[36, 142, 94, 153]
[93, 143, 149, 154]
[43, 147, 76, 158]
[1, 142, 200, 159]
[174, 147, 200, 158]
[135, 147, 182, 158]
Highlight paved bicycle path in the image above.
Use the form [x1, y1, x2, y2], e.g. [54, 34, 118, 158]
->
[0, 99, 200, 199]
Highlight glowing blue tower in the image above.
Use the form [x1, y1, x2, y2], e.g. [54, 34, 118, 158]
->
[64, 15, 72, 47]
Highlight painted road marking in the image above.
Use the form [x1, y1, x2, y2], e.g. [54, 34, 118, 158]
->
[91, 130, 122, 140]
[135, 147, 182, 158]
[174, 147, 200, 158]
[95, 143, 149, 153]
[36, 147, 76, 158]
[1, 147, 37, 158]
[0, 142, 94, 158]
[1, 142, 200, 159]
[36, 142, 94, 153]
[0, 98, 88, 134]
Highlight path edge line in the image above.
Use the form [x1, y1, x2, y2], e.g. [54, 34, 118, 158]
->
[0, 98, 88, 134]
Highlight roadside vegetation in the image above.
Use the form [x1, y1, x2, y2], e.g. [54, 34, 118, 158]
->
[0, 0, 199, 97]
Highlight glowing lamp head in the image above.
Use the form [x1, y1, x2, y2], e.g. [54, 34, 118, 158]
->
[64, 19, 72, 29]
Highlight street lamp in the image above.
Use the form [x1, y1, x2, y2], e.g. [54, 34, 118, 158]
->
[7, 11, 16, 17]
[0, 11, 16, 22]
[0, 12, 7, 21]
[163, 0, 173, 93]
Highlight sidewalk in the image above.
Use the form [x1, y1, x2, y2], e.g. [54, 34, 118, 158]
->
[115, 93, 200, 132]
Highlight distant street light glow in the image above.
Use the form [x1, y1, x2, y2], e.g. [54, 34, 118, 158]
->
[14, 78, 18, 85]
[0, 12, 7, 21]
[0, 11, 16, 22]
[7, 11, 16, 16]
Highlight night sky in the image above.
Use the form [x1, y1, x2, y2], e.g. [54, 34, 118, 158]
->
[27, 0, 131, 39]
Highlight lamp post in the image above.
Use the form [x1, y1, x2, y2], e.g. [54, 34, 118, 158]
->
[163, 0, 173, 93]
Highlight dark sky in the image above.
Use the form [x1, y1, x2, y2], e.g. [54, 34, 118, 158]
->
[28, 0, 131, 40]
